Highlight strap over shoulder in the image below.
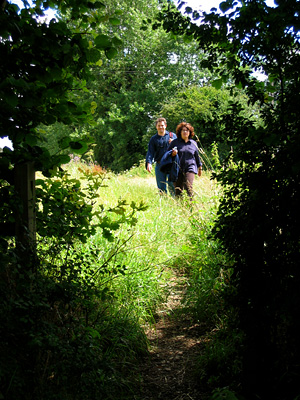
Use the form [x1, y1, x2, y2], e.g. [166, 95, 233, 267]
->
[191, 139, 199, 150]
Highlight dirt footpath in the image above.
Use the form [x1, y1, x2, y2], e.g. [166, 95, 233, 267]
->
[137, 275, 210, 400]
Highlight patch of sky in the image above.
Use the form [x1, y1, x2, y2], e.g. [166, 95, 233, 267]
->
[10, 0, 57, 22]
[181, 0, 276, 13]
[178, 0, 276, 81]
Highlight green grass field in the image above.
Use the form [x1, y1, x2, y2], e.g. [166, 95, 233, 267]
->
[65, 160, 222, 325]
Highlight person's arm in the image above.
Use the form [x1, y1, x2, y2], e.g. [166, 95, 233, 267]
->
[194, 143, 202, 176]
[146, 137, 156, 173]
[167, 138, 177, 152]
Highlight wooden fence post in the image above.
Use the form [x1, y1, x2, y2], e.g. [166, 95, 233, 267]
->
[14, 161, 36, 250]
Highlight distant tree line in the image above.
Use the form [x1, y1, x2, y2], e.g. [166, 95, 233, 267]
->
[38, 0, 261, 172]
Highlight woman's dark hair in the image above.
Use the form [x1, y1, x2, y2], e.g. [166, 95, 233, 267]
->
[176, 122, 195, 139]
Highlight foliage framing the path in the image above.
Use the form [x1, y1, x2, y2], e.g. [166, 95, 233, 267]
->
[157, 1, 300, 399]
[0, 0, 125, 251]
[0, 160, 150, 400]
[0, 0, 122, 169]
[0, 1, 146, 399]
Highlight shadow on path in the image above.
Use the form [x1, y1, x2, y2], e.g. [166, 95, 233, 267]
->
[137, 275, 210, 400]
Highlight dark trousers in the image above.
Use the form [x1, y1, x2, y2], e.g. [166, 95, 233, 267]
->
[175, 172, 195, 198]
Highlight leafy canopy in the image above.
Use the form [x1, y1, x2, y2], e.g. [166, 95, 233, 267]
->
[0, 0, 122, 171]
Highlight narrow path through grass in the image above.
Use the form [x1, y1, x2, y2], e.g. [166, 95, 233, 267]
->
[91, 168, 219, 399]
[68, 164, 219, 399]
[137, 272, 210, 400]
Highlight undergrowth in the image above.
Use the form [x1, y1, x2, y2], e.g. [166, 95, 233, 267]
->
[0, 159, 241, 399]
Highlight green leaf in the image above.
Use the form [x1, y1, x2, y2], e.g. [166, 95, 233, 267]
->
[87, 48, 101, 63]
[35, 179, 46, 187]
[110, 208, 125, 215]
[98, 15, 109, 22]
[50, 67, 62, 80]
[266, 83, 276, 93]
[5, 93, 18, 107]
[44, 114, 57, 125]
[91, 101, 97, 114]
[58, 136, 71, 149]
[57, 154, 71, 164]
[105, 47, 118, 60]
[70, 141, 88, 155]
[219, 1, 233, 12]
[86, 326, 101, 339]
[25, 134, 37, 146]
[211, 78, 223, 89]
[109, 17, 120, 25]
[183, 34, 193, 43]
[88, 1, 106, 10]
[112, 37, 123, 47]
[95, 34, 111, 50]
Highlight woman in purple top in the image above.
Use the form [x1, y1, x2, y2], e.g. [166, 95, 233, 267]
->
[168, 122, 202, 199]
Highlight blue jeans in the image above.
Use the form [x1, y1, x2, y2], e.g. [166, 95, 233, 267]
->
[155, 163, 175, 196]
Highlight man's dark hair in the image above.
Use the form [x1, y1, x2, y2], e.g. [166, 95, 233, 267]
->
[155, 117, 167, 126]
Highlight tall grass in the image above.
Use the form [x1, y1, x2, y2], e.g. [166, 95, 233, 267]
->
[82, 161, 242, 395]
[39, 159, 232, 399]
[1, 156, 238, 400]
[66, 160, 222, 326]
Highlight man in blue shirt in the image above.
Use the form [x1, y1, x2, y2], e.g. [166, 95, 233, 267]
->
[146, 118, 176, 195]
